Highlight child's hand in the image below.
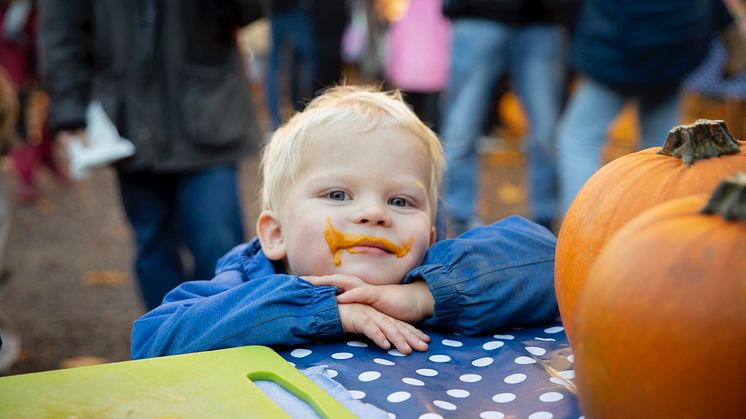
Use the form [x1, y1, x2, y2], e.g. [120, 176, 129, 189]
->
[337, 303, 430, 354]
[306, 275, 434, 323]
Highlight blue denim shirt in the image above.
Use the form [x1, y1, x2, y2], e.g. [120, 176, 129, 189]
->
[131, 216, 558, 359]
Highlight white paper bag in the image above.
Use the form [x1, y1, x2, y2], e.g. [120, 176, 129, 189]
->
[67, 101, 136, 180]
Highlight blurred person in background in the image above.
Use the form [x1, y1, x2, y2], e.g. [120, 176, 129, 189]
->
[384, 0, 450, 130]
[309, 0, 348, 94]
[439, 0, 577, 236]
[265, 0, 315, 129]
[556, 0, 720, 216]
[40, 0, 263, 310]
[1, 0, 65, 204]
[0, 68, 19, 373]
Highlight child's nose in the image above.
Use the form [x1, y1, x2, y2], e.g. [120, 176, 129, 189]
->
[354, 203, 392, 227]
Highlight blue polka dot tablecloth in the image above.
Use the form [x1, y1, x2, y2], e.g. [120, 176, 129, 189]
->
[278, 321, 582, 419]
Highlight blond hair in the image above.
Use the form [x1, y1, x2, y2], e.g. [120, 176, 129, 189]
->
[260, 85, 445, 221]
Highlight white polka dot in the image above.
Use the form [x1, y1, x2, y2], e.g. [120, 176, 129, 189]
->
[442, 339, 463, 347]
[388, 349, 406, 357]
[525, 346, 546, 356]
[459, 373, 482, 383]
[347, 340, 368, 347]
[535, 337, 556, 342]
[504, 373, 527, 384]
[558, 369, 575, 379]
[374, 358, 395, 366]
[416, 368, 438, 377]
[492, 393, 516, 403]
[325, 369, 338, 378]
[539, 392, 564, 402]
[528, 411, 553, 419]
[567, 354, 575, 363]
[472, 357, 494, 367]
[419, 414, 443, 419]
[433, 400, 457, 410]
[331, 352, 353, 360]
[290, 348, 311, 358]
[493, 334, 515, 340]
[358, 371, 381, 382]
[515, 356, 537, 364]
[348, 390, 366, 399]
[480, 411, 505, 419]
[483, 341, 505, 350]
[287, 361, 295, 367]
[429, 354, 451, 363]
[403, 377, 425, 386]
[447, 389, 470, 398]
[387, 391, 411, 403]
[544, 326, 564, 334]
[388, 414, 396, 419]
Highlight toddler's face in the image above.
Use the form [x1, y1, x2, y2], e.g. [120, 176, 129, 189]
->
[276, 126, 435, 285]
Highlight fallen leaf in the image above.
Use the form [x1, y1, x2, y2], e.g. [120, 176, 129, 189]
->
[60, 355, 108, 369]
[84, 270, 127, 286]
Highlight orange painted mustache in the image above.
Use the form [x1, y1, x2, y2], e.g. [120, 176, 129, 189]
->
[324, 217, 413, 266]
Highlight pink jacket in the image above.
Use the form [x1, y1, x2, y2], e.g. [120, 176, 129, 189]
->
[385, 0, 451, 93]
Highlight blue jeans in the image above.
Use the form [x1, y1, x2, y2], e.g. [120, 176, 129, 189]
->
[441, 19, 567, 224]
[556, 77, 681, 214]
[117, 165, 244, 310]
[265, 8, 316, 129]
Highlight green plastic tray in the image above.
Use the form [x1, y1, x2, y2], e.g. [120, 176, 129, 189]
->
[0, 345, 354, 418]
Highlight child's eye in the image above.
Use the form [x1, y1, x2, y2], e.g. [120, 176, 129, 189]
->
[388, 197, 410, 207]
[326, 190, 349, 201]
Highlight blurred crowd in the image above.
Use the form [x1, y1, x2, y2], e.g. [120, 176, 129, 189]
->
[1, 0, 746, 372]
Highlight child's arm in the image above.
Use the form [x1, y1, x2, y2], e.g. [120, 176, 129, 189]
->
[405, 215, 559, 334]
[131, 243, 343, 359]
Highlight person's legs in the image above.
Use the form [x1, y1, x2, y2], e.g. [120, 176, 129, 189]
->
[265, 12, 289, 129]
[176, 165, 244, 280]
[117, 171, 184, 310]
[510, 24, 567, 228]
[287, 9, 316, 112]
[441, 19, 509, 232]
[637, 84, 682, 149]
[556, 78, 627, 215]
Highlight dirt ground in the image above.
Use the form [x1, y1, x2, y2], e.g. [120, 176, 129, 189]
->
[0, 144, 530, 376]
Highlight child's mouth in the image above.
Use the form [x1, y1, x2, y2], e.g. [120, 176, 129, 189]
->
[324, 217, 413, 266]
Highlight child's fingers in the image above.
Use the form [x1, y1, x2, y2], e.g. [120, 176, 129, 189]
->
[375, 316, 415, 355]
[304, 274, 362, 292]
[336, 287, 376, 305]
[358, 316, 391, 351]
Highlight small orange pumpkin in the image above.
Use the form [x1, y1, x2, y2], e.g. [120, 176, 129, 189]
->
[556, 119, 746, 343]
[573, 173, 746, 418]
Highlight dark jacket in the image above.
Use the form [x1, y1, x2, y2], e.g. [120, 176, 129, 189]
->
[571, 0, 714, 88]
[443, 0, 578, 27]
[40, 0, 263, 172]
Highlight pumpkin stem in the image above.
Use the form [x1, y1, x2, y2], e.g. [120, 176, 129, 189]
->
[701, 172, 746, 221]
[657, 119, 741, 165]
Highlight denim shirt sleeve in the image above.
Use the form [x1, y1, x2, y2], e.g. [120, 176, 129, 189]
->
[131, 243, 341, 359]
[403, 216, 559, 335]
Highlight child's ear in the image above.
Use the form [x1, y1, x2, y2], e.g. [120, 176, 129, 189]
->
[256, 210, 287, 261]
[429, 225, 437, 246]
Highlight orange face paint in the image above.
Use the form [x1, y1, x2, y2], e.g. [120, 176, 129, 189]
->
[324, 217, 413, 266]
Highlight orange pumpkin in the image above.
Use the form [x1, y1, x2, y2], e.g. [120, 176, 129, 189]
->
[573, 173, 746, 418]
[556, 119, 746, 343]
